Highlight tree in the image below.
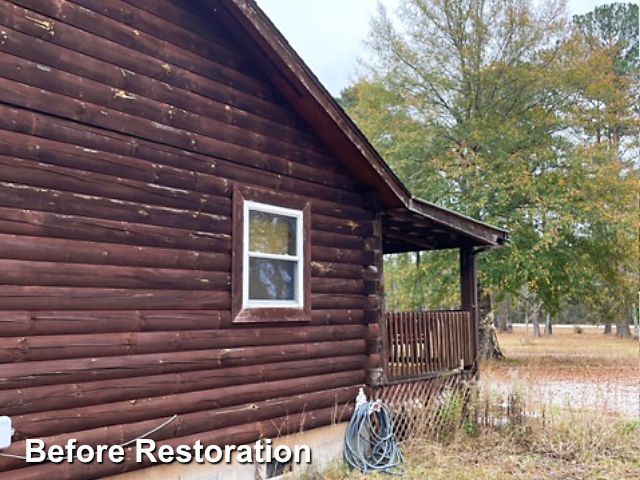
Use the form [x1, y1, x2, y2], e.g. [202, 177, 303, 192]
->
[342, 0, 639, 346]
[344, 0, 573, 344]
[567, 3, 639, 336]
[573, 3, 639, 77]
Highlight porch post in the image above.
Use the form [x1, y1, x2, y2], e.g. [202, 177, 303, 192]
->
[460, 246, 479, 370]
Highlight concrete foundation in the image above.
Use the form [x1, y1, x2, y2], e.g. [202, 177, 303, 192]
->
[105, 422, 348, 480]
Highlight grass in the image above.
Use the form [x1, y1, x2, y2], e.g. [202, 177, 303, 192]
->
[490, 326, 639, 371]
[311, 418, 638, 479]
[303, 327, 640, 479]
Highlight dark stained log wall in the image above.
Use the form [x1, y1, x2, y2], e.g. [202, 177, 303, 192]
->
[0, 1, 378, 478]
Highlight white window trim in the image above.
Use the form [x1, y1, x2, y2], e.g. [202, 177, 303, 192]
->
[243, 200, 304, 310]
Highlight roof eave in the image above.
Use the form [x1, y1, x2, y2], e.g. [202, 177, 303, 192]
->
[211, 0, 510, 249]
[216, 0, 410, 208]
[407, 198, 511, 247]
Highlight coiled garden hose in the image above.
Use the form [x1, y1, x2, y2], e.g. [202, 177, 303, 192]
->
[344, 392, 405, 475]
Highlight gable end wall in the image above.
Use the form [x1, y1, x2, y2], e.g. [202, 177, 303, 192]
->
[0, 1, 382, 478]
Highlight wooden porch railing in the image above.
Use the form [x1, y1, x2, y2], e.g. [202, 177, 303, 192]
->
[384, 311, 475, 380]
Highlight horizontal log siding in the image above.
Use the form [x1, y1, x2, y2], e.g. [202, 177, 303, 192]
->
[0, 1, 376, 478]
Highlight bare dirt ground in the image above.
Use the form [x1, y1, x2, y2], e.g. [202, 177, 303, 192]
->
[483, 327, 639, 418]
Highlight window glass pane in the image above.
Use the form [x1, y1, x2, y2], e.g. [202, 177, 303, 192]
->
[249, 258, 297, 301]
[249, 210, 297, 256]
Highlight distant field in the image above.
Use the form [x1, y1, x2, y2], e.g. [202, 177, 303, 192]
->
[493, 324, 638, 370]
[484, 326, 639, 417]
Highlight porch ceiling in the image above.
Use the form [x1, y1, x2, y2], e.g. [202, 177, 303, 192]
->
[382, 198, 511, 254]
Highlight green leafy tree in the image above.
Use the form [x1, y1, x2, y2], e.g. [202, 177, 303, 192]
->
[342, 0, 639, 340]
[573, 3, 639, 76]
[565, 3, 639, 335]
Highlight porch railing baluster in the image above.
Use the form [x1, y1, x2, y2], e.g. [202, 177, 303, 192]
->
[384, 310, 473, 381]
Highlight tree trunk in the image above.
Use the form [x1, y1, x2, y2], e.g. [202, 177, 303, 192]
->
[478, 285, 503, 360]
[532, 310, 541, 338]
[497, 299, 510, 333]
[603, 323, 612, 334]
[497, 315, 510, 332]
[633, 304, 639, 338]
[616, 318, 631, 338]
[544, 314, 553, 336]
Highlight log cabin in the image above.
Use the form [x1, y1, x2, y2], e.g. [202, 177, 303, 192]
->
[0, 0, 510, 479]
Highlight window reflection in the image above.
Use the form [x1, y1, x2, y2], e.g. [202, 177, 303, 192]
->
[249, 258, 296, 301]
[249, 211, 297, 255]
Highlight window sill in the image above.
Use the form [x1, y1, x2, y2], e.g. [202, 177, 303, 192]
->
[233, 308, 312, 324]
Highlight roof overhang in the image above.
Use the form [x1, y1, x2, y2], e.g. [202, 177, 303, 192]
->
[383, 198, 510, 253]
[203, 0, 511, 251]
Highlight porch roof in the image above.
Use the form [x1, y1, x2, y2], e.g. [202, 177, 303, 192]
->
[382, 198, 510, 254]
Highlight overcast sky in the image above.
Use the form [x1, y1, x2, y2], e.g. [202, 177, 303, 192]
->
[257, 0, 622, 96]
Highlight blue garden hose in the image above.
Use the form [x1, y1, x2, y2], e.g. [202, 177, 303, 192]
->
[344, 392, 405, 475]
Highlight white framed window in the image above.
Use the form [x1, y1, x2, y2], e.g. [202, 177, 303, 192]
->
[243, 200, 304, 310]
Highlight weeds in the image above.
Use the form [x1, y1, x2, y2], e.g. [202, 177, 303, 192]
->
[314, 328, 639, 479]
[315, 385, 638, 480]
